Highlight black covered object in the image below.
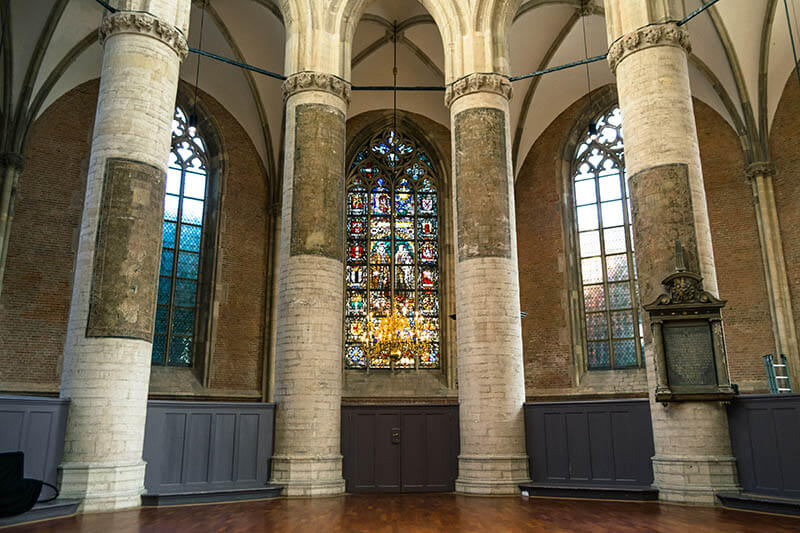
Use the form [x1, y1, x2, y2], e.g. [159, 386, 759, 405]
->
[0, 452, 44, 518]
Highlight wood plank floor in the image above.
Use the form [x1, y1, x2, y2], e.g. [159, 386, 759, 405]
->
[4, 494, 799, 533]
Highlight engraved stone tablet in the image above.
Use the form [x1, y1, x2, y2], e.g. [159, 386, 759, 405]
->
[663, 322, 717, 387]
[290, 103, 345, 260]
[454, 107, 511, 261]
[87, 158, 165, 340]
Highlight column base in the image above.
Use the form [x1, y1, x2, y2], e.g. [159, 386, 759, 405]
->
[270, 455, 345, 497]
[652, 455, 740, 505]
[455, 455, 530, 495]
[57, 461, 146, 512]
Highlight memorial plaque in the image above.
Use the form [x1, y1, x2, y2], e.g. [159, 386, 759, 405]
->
[663, 322, 717, 387]
[87, 158, 165, 340]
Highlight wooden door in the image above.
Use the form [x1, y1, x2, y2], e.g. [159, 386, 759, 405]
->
[341, 405, 458, 493]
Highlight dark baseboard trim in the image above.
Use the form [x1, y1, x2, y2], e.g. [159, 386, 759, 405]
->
[141, 485, 282, 506]
[717, 493, 800, 516]
[0, 499, 81, 528]
[519, 483, 659, 501]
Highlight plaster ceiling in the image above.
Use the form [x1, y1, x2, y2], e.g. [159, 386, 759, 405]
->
[6, 0, 800, 178]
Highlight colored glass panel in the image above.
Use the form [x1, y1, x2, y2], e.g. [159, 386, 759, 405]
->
[395, 241, 414, 264]
[418, 194, 437, 215]
[348, 217, 366, 238]
[395, 193, 414, 216]
[395, 218, 414, 240]
[343, 128, 441, 369]
[370, 265, 390, 289]
[346, 265, 367, 289]
[370, 241, 391, 263]
[370, 217, 391, 239]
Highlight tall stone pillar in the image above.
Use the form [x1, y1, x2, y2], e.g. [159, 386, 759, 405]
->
[605, 4, 739, 503]
[446, 74, 530, 494]
[747, 161, 800, 384]
[58, 4, 189, 511]
[269, 72, 349, 496]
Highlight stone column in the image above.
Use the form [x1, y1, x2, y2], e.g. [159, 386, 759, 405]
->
[269, 72, 349, 496]
[605, 11, 739, 503]
[58, 4, 189, 512]
[446, 73, 530, 495]
[0, 153, 25, 296]
[747, 161, 800, 385]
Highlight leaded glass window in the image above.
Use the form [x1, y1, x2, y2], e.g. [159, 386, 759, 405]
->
[152, 106, 208, 367]
[345, 128, 441, 370]
[573, 107, 643, 369]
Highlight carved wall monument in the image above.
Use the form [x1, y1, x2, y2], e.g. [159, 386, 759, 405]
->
[644, 243, 735, 402]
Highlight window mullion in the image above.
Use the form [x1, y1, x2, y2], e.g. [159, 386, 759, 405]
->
[594, 165, 614, 369]
[619, 167, 641, 367]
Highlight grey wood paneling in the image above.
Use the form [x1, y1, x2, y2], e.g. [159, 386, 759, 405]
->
[0, 396, 68, 498]
[142, 401, 275, 495]
[341, 405, 458, 493]
[728, 394, 800, 499]
[524, 399, 654, 488]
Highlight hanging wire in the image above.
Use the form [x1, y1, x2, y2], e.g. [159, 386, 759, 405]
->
[580, 3, 598, 138]
[90, 0, 728, 90]
[393, 20, 398, 135]
[189, 0, 207, 134]
[786, 0, 800, 89]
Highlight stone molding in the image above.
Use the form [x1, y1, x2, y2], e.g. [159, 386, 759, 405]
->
[445, 73, 512, 108]
[0, 153, 25, 172]
[745, 161, 776, 180]
[282, 71, 352, 105]
[99, 11, 189, 60]
[607, 23, 691, 73]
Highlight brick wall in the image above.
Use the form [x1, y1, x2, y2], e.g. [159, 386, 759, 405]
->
[0, 80, 94, 393]
[0, 79, 270, 397]
[696, 99, 773, 393]
[515, 92, 774, 398]
[771, 73, 800, 384]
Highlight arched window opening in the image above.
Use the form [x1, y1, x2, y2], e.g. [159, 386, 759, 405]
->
[572, 106, 643, 369]
[344, 128, 441, 370]
[152, 106, 209, 367]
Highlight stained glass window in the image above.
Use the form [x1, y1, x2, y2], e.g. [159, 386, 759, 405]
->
[573, 107, 643, 369]
[152, 106, 209, 367]
[345, 128, 441, 370]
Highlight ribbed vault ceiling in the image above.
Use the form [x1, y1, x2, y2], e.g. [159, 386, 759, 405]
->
[5, 0, 800, 179]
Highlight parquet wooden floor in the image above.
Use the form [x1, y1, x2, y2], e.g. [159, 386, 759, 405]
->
[4, 493, 799, 533]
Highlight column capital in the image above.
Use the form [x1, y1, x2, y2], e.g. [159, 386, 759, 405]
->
[281, 71, 351, 105]
[0, 153, 25, 172]
[99, 11, 189, 60]
[745, 161, 776, 180]
[444, 73, 512, 109]
[607, 23, 690, 74]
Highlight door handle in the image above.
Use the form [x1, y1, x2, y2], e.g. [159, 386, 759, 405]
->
[391, 427, 400, 444]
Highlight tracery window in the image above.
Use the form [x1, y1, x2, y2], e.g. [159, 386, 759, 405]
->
[572, 106, 643, 369]
[344, 128, 441, 370]
[152, 106, 209, 367]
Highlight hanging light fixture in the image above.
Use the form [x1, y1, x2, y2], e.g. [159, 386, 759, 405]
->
[358, 20, 435, 366]
[188, 0, 207, 136]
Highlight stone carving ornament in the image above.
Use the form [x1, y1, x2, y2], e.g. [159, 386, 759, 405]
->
[282, 71, 352, 105]
[745, 161, 776, 180]
[607, 23, 691, 73]
[99, 11, 189, 60]
[444, 73, 512, 108]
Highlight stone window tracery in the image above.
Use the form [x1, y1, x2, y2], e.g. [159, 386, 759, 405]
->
[572, 106, 644, 369]
[152, 106, 209, 367]
[344, 128, 441, 370]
